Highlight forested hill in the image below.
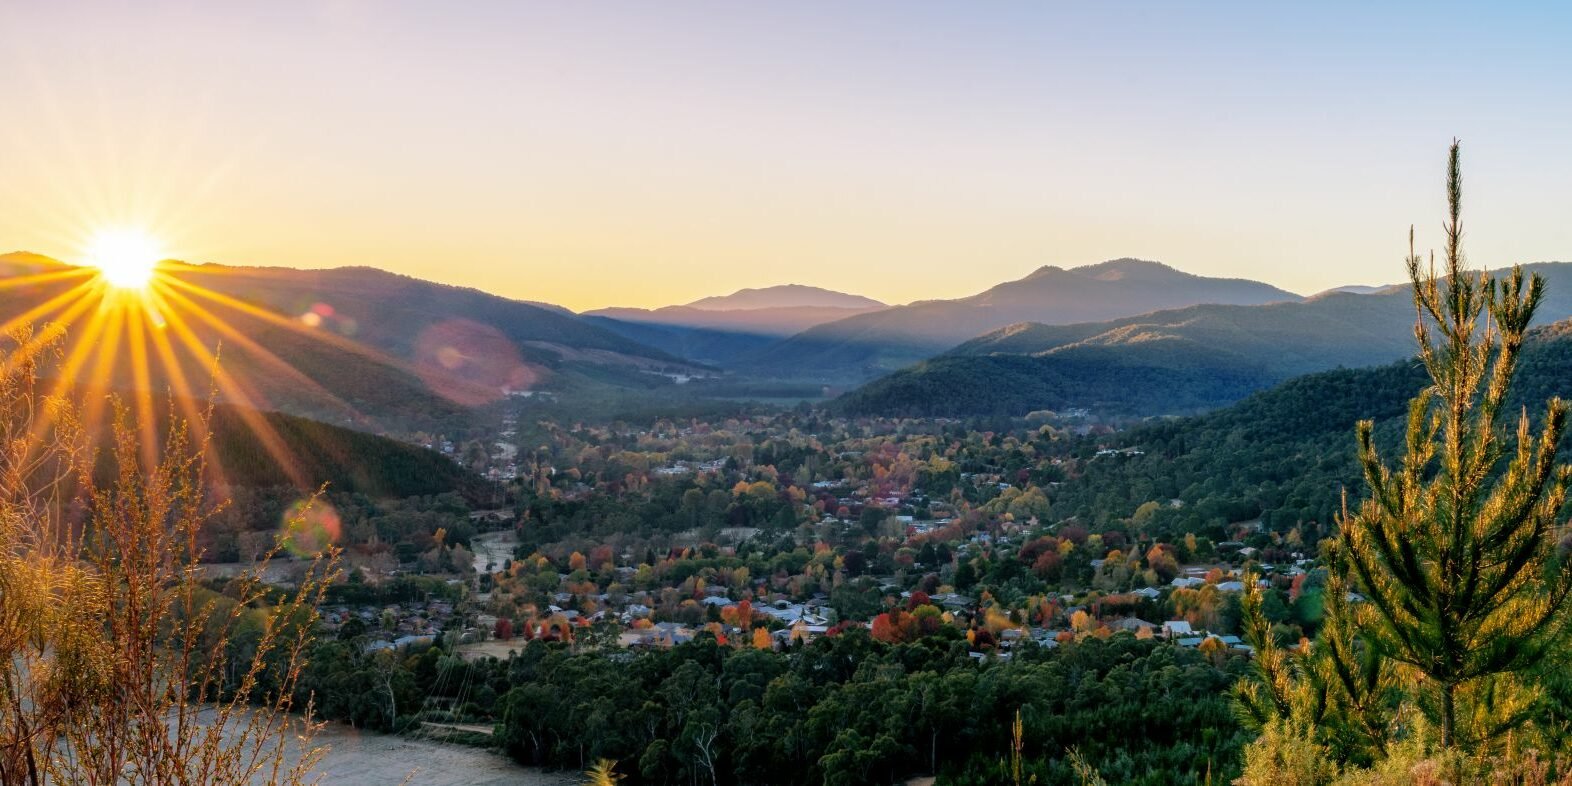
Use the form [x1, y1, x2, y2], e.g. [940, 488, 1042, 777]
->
[1048, 319, 1572, 540]
[834, 342, 1273, 418]
[174, 263, 680, 363]
[840, 261, 1572, 418]
[91, 401, 485, 499]
[207, 406, 485, 498]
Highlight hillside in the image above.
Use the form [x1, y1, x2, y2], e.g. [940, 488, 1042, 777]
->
[741, 259, 1301, 381]
[843, 262, 1572, 417]
[174, 263, 693, 371]
[64, 389, 482, 499]
[836, 345, 1269, 418]
[206, 405, 484, 498]
[1044, 316, 1572, 540]
[0, 255, 705, 431]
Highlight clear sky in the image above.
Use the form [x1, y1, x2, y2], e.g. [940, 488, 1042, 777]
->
[2, 2, 1569, 311]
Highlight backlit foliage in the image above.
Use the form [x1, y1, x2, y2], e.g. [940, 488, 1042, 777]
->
[0, 327, 337, 785]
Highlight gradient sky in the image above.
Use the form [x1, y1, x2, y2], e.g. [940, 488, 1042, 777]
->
[2, 2, 1569, 311]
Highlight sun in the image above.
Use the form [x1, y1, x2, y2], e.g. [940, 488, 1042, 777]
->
[84, 227, 164, 290]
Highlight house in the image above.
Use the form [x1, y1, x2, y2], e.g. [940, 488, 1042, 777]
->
[1162, 620, 1195, 638]
[1108, 617, 1158, 634]
[1131, 587, 1162, 600]
[759, 600, 829, 627]
[772, 623, 831, 645]
[630, 623, 695, 649]
[1179, 633, 1247, 651]
[1170, 577, 1205, 589]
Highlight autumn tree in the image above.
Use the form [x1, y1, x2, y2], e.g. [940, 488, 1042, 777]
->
[751, 627, 774, 651]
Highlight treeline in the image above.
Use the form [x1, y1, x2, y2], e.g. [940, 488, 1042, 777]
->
[200, 488, 482, 565]
[292, 630, 1246, 786]
[1048, 359, 1429, 539]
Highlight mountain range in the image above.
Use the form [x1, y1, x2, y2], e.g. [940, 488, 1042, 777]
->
[734, 259, 1301, 380]
[15, 246, 1572, 430]
[584, 285, 888, 366]
[838, 262, 1572, 418]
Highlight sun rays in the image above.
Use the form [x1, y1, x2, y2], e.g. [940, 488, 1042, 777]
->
[0, 238, 401, 491]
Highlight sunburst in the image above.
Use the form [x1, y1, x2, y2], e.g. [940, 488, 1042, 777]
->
[84, 227, 163, 291]
[0, 226, 422, 492]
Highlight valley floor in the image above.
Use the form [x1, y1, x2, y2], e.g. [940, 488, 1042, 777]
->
[307, 723, 572, 786]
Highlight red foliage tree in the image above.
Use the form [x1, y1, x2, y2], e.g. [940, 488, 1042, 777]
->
[1032, 550, 1063, 580]
[870, 612, 900, 643]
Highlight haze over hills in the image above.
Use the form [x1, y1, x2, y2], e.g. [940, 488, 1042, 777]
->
[584, 284, 889, 366]
[579, 317, 781, 368]
[840, 261, 1572, 418]
[739, 259, 1302, 381]
[587, 303, 883, 337]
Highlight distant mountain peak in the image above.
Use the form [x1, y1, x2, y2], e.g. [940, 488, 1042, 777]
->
[684, 284, 885, 312]
[1022, 265, 1066, 280]
[1073, 258, 1183, 281]
[1020, 259, 1185, 284]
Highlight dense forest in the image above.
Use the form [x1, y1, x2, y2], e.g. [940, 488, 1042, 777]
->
[207, 405, 488, 497]
[290, 629, 1245, 786]
[1046, 320, 1572, 538]
[835, 350, 1271, 419]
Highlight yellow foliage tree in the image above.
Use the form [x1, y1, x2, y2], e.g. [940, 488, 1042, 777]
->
[752, 627, 774, 651]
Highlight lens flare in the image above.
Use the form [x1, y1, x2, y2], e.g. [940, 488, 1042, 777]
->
[413, 318, 541, 405]
[280, 499, 342, 557]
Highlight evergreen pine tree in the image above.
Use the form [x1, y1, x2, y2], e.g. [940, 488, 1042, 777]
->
[1239, 141, 1572, 767]
[1343, 140, 1572, 748]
